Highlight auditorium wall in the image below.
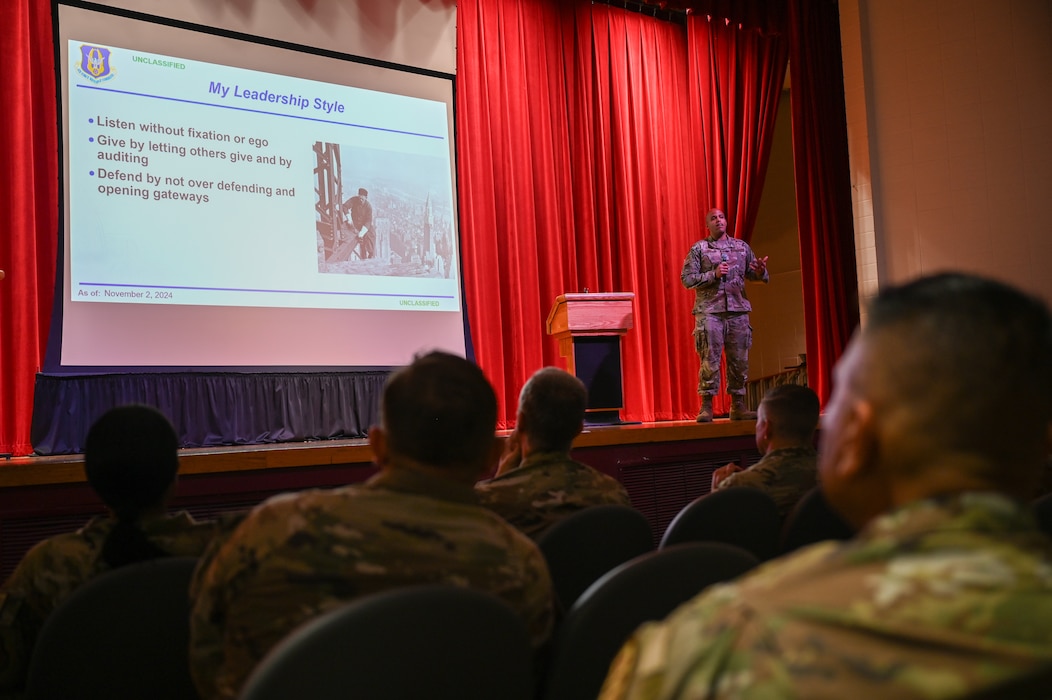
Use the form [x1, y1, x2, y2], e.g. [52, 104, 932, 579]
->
[840, 0, 1052, 313]
[743, 91, 807, 384]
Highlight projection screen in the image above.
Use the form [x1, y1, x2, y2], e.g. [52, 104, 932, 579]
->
[52, 2, 465, 371]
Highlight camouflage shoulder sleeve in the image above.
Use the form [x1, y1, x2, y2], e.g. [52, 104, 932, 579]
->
[2, 536, 97, 621]
[475, 479, 534, 531]
[188, 497, 304, 700]
[718, 468, 767, 492]
[598, 583, 750, 700]
[0, 529, 109, 691]
[187, 508, 264, 700]
[681, 242, 708, 289]
[188, 553, 226, 700]
[188, 511, 249, 600]
[598, 545, 846, 699]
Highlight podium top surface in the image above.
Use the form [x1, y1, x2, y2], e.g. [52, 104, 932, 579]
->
[555, 292, 636, 303]
[546, 292, 635, 336]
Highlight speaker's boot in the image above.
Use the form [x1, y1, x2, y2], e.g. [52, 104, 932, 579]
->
[729, 395, 756, 421]
[696, 395, 714, 423]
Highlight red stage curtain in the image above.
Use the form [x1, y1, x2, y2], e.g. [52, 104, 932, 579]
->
[577, 4, 702, 422]
[687, 14, 788, 244]
[457, 0, 709, 425]
[0, 0, 58, 456]
[456, 0, 583, 427]
[457, 0, 789, 426]
[787, 0, 860, 404]
[686, 13, 788, 416]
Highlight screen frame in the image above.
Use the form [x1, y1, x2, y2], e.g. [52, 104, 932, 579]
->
[45, 0, 470, 375]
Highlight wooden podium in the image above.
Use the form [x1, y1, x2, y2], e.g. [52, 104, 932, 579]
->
[546, 292, 635, 425]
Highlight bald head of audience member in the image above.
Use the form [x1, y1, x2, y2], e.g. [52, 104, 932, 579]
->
[755, 384, 820, 454]
[820, 272, 1052, 529]
[370, 351, 501, 483]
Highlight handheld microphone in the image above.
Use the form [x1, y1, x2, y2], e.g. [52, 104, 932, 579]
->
[720, 253, 728, 285]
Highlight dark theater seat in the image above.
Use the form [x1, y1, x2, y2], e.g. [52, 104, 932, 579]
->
[541, 542, 758, 700]
[778, 486, 855, 554]
[660, 487, 781, 561]
[535, 504, 654, 611]
[238, 584, 535, 700]
[25, 556, 200, 700]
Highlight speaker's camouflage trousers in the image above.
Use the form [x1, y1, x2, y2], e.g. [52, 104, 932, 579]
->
[694, 312, 752, 396]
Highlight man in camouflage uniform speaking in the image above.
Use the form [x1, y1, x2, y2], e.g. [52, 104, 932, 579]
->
[599, 272, 1052, 699]
[189, 352, 554, 700]
[681, 208, 769, 422]
[476, 367, 631, 540]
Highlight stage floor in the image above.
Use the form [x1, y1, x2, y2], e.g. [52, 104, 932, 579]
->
[0, 418, 756, 488]
[0, 418, 760, 580]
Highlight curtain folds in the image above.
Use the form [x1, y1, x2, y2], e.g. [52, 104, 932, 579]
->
[687, 15, 788, 244]
[456, 0, 582, 427]
[787, 0, 860, 404]
[32, 371, 386, 455]
[580, 6, 702, 422]
[687, 14, 788, 417]
[457, 0, 789, 426]
[0, 0, 58, 455]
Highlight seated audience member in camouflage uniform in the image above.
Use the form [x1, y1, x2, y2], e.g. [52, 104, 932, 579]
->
[189, 352, 554, 700]
[0, 405, 218, 692]
[710, 384, 820, 518]
[600, 273, 1052, 699]
[475, 367, 632, 539]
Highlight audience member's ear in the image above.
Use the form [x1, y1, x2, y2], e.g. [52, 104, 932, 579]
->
[836, 399, 878, 482]
[822, 398, 884, 529]
[755, 417, 770, 453]
[368, 425, 388, 467]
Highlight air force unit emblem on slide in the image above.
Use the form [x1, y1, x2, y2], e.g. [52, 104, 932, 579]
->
[77, 45, 114, 83]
